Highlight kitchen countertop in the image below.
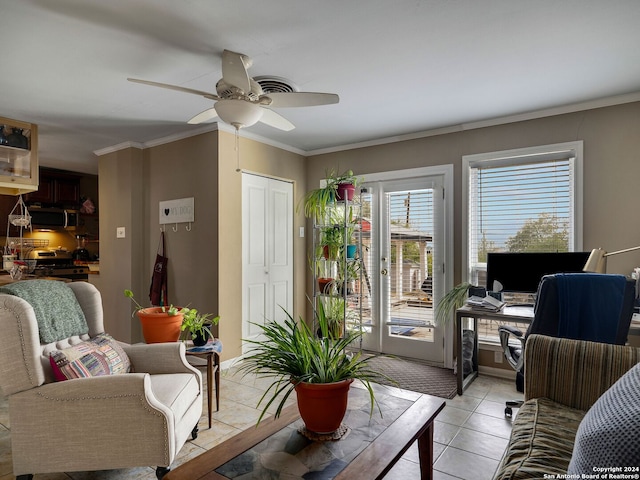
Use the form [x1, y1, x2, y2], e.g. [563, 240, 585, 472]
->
[0, 274, 71, 285]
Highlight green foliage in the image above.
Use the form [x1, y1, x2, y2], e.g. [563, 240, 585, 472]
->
[505, 213, 569, 253]
[298, 169, 362, 221]
[123, 289, 178, 316]
[180, 308, 220, 340]
[239, 302, 392, 425]
[300, 186, 335, 222]
[435, 282, 471, 326]
[320, 225, 343, 259]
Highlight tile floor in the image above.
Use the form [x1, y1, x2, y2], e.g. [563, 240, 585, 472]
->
[0, 367, 523, 480]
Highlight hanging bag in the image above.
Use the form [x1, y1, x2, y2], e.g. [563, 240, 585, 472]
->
[149, 232, 168, 306]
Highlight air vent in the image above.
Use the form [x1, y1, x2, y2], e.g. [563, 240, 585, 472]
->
[254, 76, 300, 94]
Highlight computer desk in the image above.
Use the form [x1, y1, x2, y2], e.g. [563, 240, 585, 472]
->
[454, 305, 640, 395]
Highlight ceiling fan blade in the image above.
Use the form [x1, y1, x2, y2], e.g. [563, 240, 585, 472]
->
[187, 107, 219, 125]
[266, 92, 339, 108]
[222, 50, 251, 94]
[259, 108, 295, 131]
[128, 78, 219, 100]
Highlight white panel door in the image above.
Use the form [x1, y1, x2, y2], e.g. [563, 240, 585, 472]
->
[242, 173, 293, 350]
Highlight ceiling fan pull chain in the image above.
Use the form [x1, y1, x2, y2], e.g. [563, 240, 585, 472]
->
[235, 127, 241, 173]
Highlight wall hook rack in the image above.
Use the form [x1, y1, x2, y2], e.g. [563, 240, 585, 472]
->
[158, 197, 195, 233]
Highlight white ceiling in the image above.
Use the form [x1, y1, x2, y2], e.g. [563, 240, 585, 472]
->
[2, 0, 640, 174]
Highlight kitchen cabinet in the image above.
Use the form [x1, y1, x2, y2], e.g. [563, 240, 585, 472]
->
[0, 116, 38, 196]
[25, 168, 80, 207]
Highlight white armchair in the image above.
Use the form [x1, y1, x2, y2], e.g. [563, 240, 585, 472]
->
[0, 280, 203, 479]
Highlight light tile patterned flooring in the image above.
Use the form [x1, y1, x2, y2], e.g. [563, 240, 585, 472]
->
[0, 367, 523, 480]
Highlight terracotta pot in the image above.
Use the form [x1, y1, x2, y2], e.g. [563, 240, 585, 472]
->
[294, 379, 354, 433]
[318, 277, 334, 294]
[137, 307, 184, 343]
[336, 183, 356, 201]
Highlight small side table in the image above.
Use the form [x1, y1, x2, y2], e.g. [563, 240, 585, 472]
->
[185, 339, 222, 429]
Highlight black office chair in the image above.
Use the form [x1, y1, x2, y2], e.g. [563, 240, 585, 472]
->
[499, 273, 635, 416]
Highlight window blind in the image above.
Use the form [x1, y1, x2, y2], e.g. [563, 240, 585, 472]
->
[468, 157, 575, 272]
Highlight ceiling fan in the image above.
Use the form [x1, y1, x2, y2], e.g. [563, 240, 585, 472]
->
[128, 50, 339, 131]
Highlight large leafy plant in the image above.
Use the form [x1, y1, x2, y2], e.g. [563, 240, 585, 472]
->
[239, 302, 390, 424]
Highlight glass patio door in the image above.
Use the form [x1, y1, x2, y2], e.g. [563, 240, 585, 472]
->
[360, 174, 446, 363]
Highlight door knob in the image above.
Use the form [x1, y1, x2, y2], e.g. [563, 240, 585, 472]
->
[381, 268, 388, 276]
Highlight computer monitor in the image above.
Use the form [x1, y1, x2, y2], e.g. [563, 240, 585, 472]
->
[486, 252, 591, 293]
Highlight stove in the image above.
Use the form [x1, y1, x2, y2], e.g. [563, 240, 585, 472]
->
[27, 249, 89, 281]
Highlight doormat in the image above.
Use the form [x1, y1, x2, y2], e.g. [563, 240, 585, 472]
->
[364, 354, 457, 399]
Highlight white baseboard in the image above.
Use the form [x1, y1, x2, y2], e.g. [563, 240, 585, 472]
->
[478, 365, 517, 380]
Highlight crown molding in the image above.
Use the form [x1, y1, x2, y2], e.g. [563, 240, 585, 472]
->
[94, 122, 306, 157]
[93, 141, 145, 157]
[306, 91, 640, 156]
[94, 91, 640, 159]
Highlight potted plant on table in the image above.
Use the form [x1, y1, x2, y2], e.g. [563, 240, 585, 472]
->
[239, 301, 392, 435]
[125, 290, 184, 343]
[180, 308, 220, 346]
[125, 290, 220, 345]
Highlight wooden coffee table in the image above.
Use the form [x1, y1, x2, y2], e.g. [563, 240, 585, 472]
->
[165, 385, 445, 480]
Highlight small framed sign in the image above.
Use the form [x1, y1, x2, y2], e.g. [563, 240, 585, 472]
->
[159, 197, 194, 225]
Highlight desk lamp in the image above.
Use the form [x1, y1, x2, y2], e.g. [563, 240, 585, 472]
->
[583, 246, 640, 273]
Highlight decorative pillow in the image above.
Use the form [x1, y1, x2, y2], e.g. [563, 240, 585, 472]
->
[568, 361, 640, 474]
[0, 279, 88, 343]
[49, 333, 132, 381]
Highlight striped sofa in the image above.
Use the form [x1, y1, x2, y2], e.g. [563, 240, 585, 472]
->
[493, 334, 640, 480]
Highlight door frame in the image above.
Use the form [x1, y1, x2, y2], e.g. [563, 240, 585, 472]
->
[241, 172, 294, 354]
[362, 165, 454, 368]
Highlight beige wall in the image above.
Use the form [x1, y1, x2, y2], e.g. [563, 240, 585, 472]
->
[97, 129, 306, 361]
[96, 101, 640, 365]
[308, 102, 640, 283]
[217, 131, 307, 360]
[97, 146, 145, 342]
[145, 132, 220, 337]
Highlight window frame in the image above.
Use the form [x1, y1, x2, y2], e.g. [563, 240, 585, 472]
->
[462, 141, 584, 344]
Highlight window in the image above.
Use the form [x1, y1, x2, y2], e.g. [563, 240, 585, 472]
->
[462, 141, 583, 341]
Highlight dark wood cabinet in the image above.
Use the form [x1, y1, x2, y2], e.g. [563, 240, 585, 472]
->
[25, 168, 80, 207]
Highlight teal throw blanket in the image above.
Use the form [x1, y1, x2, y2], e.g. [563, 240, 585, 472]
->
[0, 280, 89, 343]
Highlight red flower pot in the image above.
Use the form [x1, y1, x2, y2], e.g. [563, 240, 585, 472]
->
[336, 183, 356, 201]
[294, 379, 354, 434]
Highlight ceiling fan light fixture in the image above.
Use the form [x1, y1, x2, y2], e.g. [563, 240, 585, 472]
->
[215, 99, 263, 129]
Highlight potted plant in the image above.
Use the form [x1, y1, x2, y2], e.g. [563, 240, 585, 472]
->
[124, 290, 184, 343]
[327, 169, 361, 202]
[180, 308, 220, 346]
[240, 301, 391, 435]
[299, 169, 362, 221]
[336, 256, 361, 296]
[315, 257, 336, 294]
[320, 225, 343, 260]
[321, 295, 360, 339]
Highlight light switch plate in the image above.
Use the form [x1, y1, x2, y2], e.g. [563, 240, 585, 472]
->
[116, 227, 126, 238]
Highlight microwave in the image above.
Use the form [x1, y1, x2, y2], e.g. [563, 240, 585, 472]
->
[29, 208, 79, 230]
